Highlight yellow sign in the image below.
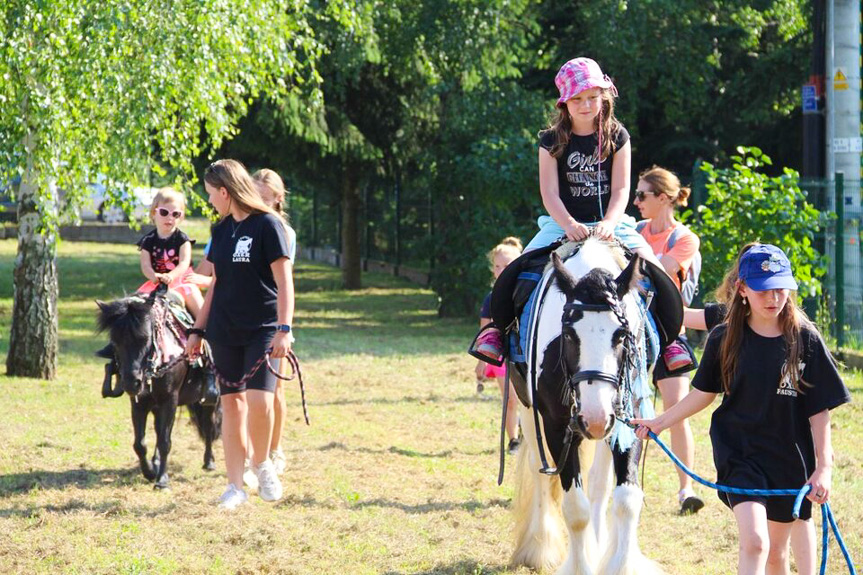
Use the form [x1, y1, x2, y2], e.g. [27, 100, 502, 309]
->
[834, 68, 849, 91]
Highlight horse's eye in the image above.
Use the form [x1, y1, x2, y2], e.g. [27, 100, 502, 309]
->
[612, 328, 626, 347]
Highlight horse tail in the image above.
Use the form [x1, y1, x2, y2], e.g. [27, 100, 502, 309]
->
[187, 402, 222, 441]
[510, 403, 567, 571]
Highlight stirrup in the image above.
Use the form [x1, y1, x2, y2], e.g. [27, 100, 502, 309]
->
[468, 324, 505, 367]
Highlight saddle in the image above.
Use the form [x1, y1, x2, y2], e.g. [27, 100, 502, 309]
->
[496, 241, 683, 409]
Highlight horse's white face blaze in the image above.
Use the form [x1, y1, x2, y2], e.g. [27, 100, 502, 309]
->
[571, 313, 622, 439]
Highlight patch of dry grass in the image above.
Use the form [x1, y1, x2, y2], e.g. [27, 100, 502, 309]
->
[0, 236, 860, 574]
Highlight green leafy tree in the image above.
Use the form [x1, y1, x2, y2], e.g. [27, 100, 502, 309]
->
[0, 0, 339, 378]
[532, 0, 810, 175]
[693, 147, 826, 299]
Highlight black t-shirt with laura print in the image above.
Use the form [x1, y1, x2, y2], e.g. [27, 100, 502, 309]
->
[205, 213, 290, 345]
[692, 323, 850, 519]
[539, 126, 630, 223]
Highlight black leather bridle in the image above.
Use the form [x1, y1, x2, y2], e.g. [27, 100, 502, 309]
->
[537, 297, 636, 476]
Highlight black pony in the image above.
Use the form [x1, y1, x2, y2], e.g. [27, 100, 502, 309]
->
[96, 288, 221, 489]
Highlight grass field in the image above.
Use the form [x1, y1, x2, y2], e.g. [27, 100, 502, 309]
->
[0, 226, 861, 574]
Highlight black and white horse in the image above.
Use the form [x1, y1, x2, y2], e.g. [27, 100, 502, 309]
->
[511, 239, 663, 575]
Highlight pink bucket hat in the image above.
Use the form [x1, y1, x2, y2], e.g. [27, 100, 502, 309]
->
[555, 57, 617, 107]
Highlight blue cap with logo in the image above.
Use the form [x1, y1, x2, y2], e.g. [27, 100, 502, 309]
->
[738, 244, 798, 291]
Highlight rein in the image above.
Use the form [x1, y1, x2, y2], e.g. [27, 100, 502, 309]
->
[207, 349, 310, 426]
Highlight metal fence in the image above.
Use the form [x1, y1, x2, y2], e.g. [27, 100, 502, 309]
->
[288, 174, 435, 273]
[812, 173, 863, 347]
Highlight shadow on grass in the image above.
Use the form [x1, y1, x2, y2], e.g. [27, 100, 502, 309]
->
[381, 560, 512, 574]
[315, 441, 495, 458]
[278, 493, 510, 515]
[0, 463, 209, 498]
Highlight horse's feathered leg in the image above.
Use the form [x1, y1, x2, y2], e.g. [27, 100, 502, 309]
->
[587, 439, 614, 552]
[131, 399, 156, 481]
[555, 438, 598, 575]
[597, 442, 666, 575]
[151, 396, 178, 489]
[511, 404, 566, 572]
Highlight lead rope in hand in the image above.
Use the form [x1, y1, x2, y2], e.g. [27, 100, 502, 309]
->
[209, 349, 310, 426]
[623, 418, 856, 574]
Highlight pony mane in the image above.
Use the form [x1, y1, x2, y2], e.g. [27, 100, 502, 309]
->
[550, 238, 627, 273]
[96, 295, 152, 341]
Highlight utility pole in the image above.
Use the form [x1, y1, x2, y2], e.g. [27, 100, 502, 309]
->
[825, 0, 861, 338]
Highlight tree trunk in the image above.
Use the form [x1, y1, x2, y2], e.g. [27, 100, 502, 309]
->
[341, 165, 362, 290]
[6, 149, 59, 379]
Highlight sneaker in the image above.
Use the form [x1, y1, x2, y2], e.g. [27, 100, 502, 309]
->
[475, 328, 504, 360]
[270, 448, 287, 476]
[476, 379, 485, 394]
[507, 437, 522, 455]
[663, 341, 694, 372]
[242, 459, 259, 490]
[679, 489, 704, 515]
[253, 459, 283, 502]
[218, 483, 248, 510]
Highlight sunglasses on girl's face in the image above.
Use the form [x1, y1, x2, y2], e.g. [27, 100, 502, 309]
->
[157, 208, 183, 218]
[634, 191, 657, 201]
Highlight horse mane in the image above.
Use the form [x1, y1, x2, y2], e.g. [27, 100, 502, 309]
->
[96, 295, 152, 342]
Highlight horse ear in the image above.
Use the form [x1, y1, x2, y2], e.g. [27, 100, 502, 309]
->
[551, 252, 579, 299]
[95, 300, 107, 310]
[614, 255, 642, 299]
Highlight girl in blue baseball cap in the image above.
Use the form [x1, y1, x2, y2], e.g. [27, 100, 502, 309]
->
[634, 243, 850, 575]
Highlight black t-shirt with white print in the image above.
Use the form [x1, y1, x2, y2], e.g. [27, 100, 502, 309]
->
[205, 213, 290, 345]
[136, 229, 195, 274]
[539, 126, 630, 223]
[692, 323, 850, 513]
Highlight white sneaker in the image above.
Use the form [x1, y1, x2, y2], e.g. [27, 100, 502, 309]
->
[242, 458, 259, 490]
[253, 459, 283, 502]
[270, 448, 287, 476]
[218, 483, 248, 510]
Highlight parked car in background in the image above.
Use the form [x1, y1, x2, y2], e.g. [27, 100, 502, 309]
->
[78, 180, 158, 223]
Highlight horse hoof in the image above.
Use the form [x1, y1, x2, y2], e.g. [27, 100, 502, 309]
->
[203, 461, 216, 471]
[154, 482, 170, 490]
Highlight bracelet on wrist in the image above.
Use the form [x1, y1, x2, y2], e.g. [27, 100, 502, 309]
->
[188, 328, 206, 337]
[276, 324, 292, 333]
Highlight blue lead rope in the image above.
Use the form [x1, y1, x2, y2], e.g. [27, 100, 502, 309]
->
[620, 419, 857, 574]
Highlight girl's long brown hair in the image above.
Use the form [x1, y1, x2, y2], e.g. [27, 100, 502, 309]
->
[204, 160, 287, 229]
[719, 250, 811, 395]
[543, 89, 621, 160]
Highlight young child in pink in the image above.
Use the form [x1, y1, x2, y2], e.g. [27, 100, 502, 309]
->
[136, 187, 203, 317]
[475, 237, 523, 453]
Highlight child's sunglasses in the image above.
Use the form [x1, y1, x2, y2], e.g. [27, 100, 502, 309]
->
[634, 190, 657, 201]
[157, 208, 183, 218]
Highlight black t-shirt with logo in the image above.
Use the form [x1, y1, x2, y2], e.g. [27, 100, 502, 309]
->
[539, 126, 630, 223]
[205, 213, 290, 345]
[136, 229, 195, 274]
[693, 323, 850, 516]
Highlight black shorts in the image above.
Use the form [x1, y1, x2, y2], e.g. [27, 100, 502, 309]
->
[209, 329, 277, 396]
[653, 335, 698, 381]
[720, 492, 812, 523]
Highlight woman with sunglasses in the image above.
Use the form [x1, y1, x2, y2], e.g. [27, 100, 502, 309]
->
[634, 165, 704, 515]
[186, 159, 295, 510]
[135, 187, 204, 317]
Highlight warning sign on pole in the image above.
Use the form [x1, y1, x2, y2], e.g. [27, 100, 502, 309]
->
[834, 68, 849, 91]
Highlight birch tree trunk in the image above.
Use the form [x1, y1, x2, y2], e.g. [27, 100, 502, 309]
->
[6, 139, 59, 379]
